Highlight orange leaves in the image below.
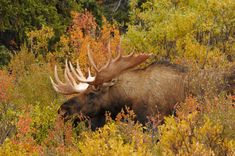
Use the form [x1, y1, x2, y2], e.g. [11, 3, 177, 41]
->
[175, 96, 200, 120]
[68, 10, 97, 54]
[16, 112, 34, 137]
[42, 117, 75, 154]
[12, 112, 42, 154]
[0, 70, 14, 102]
[70, 11, 97, 36]
[44, 117, 73, 147]
[74, 17, 121, 72]
[55, 10, 121, 74]
[11, 113, 74, 154]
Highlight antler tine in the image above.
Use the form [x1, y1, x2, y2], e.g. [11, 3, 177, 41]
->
[68, 59, 95, 83]
[50, 77, 71, 94]
[87, 68, 95, 81]
[113, 47, 123, 62]
[69, 61, 84, 80]
[64, 60, 74, 86]
[88, 68, 91, 77]
[124, 52, 134, 58]
[68, 61, 85, 79]
[87, 44, 99, 72]
[49, 63, 76, 95]
[50, 60, 95, 95]
[117, 38, 122, 57]
[65, 61, 92, 92]
[114, 41, 123, 62]
[76, 61, 86, 79]
[102, 40, 112, 70]
[65, 60, 78, 86]
[50, 76, 60, 92]
[107, 40, 112, 64]
[50, 65, 71, 94]
[54, 65, 65, 85]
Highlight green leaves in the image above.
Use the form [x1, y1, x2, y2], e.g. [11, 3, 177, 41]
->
[125, 0, 235, 63]
[0, 0, 81, 47]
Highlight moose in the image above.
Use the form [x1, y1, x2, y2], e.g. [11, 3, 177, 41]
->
[50, 45, 187, 130]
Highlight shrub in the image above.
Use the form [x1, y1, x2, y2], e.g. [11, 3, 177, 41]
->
[0, 69, 17, 144]
[0, 70, 14, 103]
[8, 46, 63, 107]
[53, 11, 121, 71]
[202, 95, 235, 140]
[26, 25, 54, 58]
[124, 0, 235, 66]
[0, 45, 11, 68]
[0, 102, 18, 145]
[78, 122, 154, 156]
[158, 114, 235, 156]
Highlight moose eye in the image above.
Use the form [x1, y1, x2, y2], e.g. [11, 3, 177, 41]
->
[88, 92, 96, 100]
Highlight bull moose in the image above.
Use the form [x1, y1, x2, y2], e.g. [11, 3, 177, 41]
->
[50, 45, 187, 130]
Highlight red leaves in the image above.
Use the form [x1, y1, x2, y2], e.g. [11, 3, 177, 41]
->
[0, 70, 14, 102]
[16, 112, 33, 137]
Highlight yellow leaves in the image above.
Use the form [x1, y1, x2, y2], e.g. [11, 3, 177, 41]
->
[3, 111, 44, 155]
[1, 98, 234, 155]
[26, 25, 54, 57]
[156, 95, 235, 156]
[1, 2, 234, 155]
[165, 11, 197, 40]
[76, 19, 121, 70]
[197, 116, 223, 140]
[0, 139, 28, 156]
[158, 113, 235, 155]
[76, 109, 154, 155]
[78, 122, 153, 156]
[8, 45, 38, 79]
[175, 34, 229, 68]
[126, 0, 234, 67]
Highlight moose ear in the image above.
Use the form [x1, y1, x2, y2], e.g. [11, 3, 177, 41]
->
[91, 79, 117, 92]
[102, 79, 117, 87]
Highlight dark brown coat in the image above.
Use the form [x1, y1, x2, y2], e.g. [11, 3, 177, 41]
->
[58, 62, 187, 129]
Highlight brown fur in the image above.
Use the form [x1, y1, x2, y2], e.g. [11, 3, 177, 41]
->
[58, 62, 187, 130]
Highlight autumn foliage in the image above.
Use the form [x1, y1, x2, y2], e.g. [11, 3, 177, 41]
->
[0, 70, 14, 102]
[0, 1, 235, 155]
[54, 10, 121, 72]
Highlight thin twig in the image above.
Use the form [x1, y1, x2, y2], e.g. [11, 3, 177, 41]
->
[113, 0, 122, 13]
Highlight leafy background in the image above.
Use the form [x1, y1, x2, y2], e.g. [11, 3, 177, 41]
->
[0, 0, 234, 155]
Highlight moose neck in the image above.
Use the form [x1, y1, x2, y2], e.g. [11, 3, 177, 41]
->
[100, 70, 143, 116]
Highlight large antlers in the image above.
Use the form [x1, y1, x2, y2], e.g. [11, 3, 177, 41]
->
[50, 60, 95, 95]
[50, 43, 150, 94]
[87, 44, 150, 85]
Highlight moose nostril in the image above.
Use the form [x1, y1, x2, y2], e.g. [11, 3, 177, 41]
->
[62, 112, 67, 118]
[57, 108, 62, 114]
[58, 109, 67, 118]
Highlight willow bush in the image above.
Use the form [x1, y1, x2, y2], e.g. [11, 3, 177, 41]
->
[124, 0, 235, 66]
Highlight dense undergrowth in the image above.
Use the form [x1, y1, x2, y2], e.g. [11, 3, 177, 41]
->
[0, 0, 235, 155]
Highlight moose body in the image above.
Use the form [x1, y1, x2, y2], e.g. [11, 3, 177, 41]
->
[50, 44, 188, 129]
[54, 63, 186, 130]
